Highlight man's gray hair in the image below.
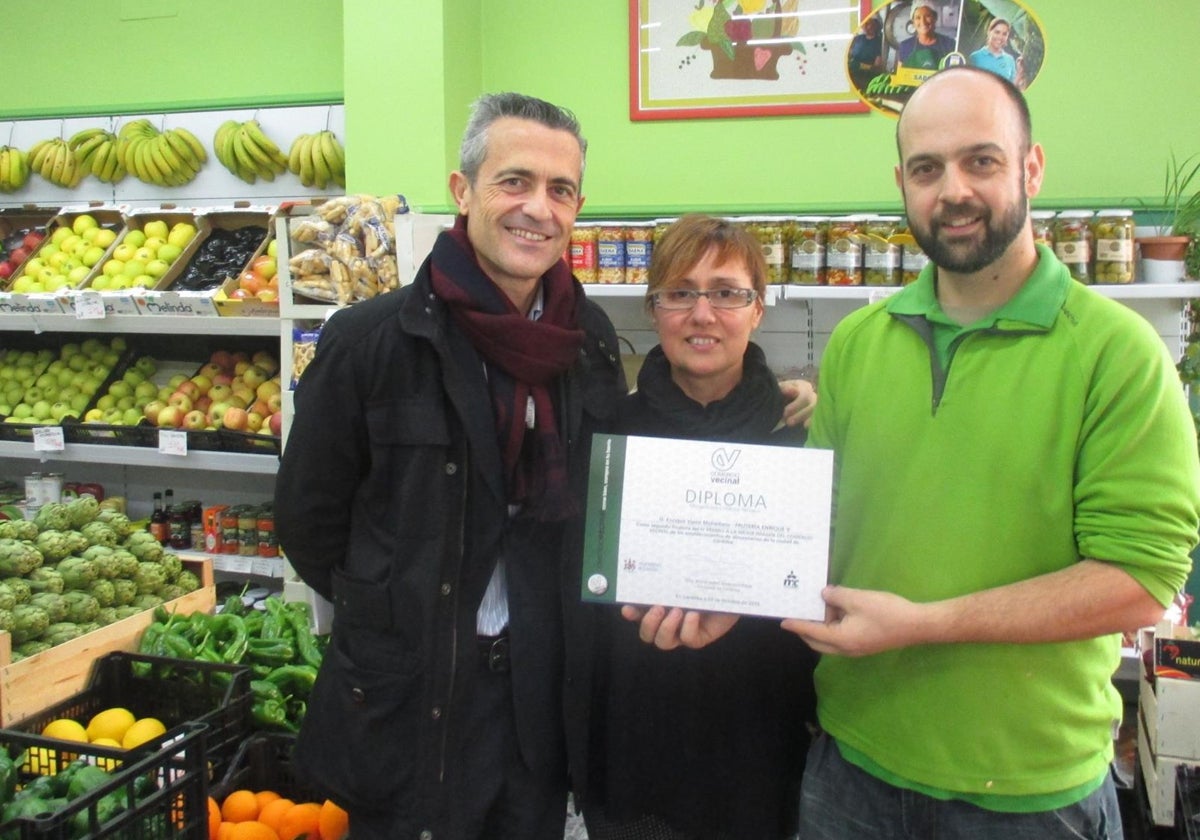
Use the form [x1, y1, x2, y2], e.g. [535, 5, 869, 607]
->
[458, 92, 587, 186]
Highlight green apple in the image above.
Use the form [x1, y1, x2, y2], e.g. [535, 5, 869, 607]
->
[69, 393, 90, 413]
[59, 235, 83, 254]
[31, 399, 51, 419]
[51, 226, 73, 245]
[108, 275, 133, 290]
[130, 275, 154, 288]
[10, 403, 32, 419]
[92, 228, 117, 248]
[90, 275, 111, 291]
[123, 229, 147, 248]
[133, 247, 155, 263]
[143, 237, 166, 252]
[122, 260, 146, 278]
[81, 246, 105, 267]
[166, 223, 196, 249]
[156, 243, 183, 264]
[142, 220, 169, 241]
[10, 276, 35, 293]
[145, 259, 170, 278]
[43, 274, 69, 293]
[134, 380, 158, 400]
[122, 407, 143, 426]
[67, 266, 91, 287]
[112, 243, 137, 262]
[81, 227, 99, 243]
[102, 259, 125, 278]
[23, 258, 46, 276]
[267, 238, 278, 258]
[72, 214, 98, 235]
[107, 381, 132, 400]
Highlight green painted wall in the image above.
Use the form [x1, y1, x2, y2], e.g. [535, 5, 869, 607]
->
[2, 1, 1197, 218]
[0, 0, 343, 117]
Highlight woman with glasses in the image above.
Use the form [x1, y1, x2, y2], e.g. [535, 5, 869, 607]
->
[582, 214, 818, 840]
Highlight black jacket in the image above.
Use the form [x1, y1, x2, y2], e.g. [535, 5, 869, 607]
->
[274, 258, 624, 836]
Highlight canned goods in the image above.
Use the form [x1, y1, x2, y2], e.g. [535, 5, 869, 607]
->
[41, 473, 64, 505]
[1054, 210, 1094, 284]
[826, 217, 864, 286]
[653, 217, 677, 247]
[220, 506, 241, 554]
[1031, 210, 1056, 250]
[24, 473, 43, 510]
[596, 224, 626, 284]
[745, 217, 788, 285]
[569, 223, 599, 283]
[1091, 209, 1135, 284]
[624, 222, 655, 285]
[863, 216, 901, 286]
[238, 507, 259, 556]
[788, 217, 827, 285]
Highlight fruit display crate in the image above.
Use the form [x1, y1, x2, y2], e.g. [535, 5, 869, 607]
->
[0, 557, 215, 727]
[0, 721, 207, 839]
[209, 732, 321, 805]
[10, 650, 251, 786]
[1180, 765, 1200, 839]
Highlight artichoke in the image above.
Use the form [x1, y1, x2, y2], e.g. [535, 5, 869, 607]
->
[26, 566, 64, 595]
[88, 579, 115, 608]
[80, 521, 118, 548]
[34, 530, 71, 563]
[66, 494, 100, 529]
[175, 570, 201, 594]
[159, 584, 186, 601]
[95, 510, 133, 539]
[1, 577, 31, 604]
[124, 532, 163, 564]
[63, 530, 90, 556]
[61, 591, 99, 624]
[10, 603, 49, 644]
[110, 550, 139, 579]
[0, 581, 16, 611]
[75, 621, 101, 635]
[29, 592, 67, 623]
[0, 608, 12, 634]
[160, 553, 182, 584]
[33, 502, 71, 533]
[13, 640, 51, 658]
[111, 578, 137, 607]
[130, 593, 164, 611]
[0, 520, 36, 541]
[0, 539, 43, 576]
[56, 557, 97, 590]
[113, 605, 144, 620]
[42, 622, 82, 646]
[81, 544, 115, 564]
[95, 606, 118, 626]
[133, 562, 166, 596]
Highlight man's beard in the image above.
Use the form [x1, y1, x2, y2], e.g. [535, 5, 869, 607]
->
[909, 190, 1028, 274]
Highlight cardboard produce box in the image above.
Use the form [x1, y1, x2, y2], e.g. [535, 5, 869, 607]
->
[0, 557, 215, 726]
[1137, 621, 1200, 826]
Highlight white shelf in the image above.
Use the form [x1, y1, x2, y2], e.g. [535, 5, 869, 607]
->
[775, 283, 1200, 302]
[0, 312, 279, 336]
[0, 440, 278, 474]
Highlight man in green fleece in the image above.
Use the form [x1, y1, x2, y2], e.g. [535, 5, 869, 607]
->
[781, 66, 1200, 838]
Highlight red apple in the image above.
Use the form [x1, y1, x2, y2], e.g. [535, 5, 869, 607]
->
[189, 374, 213, 395]
[240, 365, 267, 389]
[249, 399, 270, 417]
[198, 362, 225, 380]
[0, 262, 13, 280]
[232, 386, 255, 407]
[156, 405, 184, 428]
[194, 394, 212, 414]
[251, 350, 279, 376]
[268, 411, 283, 437]
[222, 406, 249, 431]
[167, 391, 193, 412]
[8, 247, 29, 266]
[173, 380, 200, 400]
[182, 409, 207, 430]
[233, 360, 252, 376]
[22, 231, 44, 251]
[143, 399, 167, 423]
[212, 373, 234, 387]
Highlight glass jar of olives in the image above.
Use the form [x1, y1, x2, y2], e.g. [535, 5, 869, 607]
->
[1031, 210, 1056, 250]
[900, 230, 929, 285]
[826, 216, 864, 286]
[745, 217, 788, 285]
[863, 215, 902, 286]
[1090, 209, 1135, 284]
[788, 216, 827, 285]
[1054, 210, 1093, 284]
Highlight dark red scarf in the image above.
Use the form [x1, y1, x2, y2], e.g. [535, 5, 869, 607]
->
[430, 216, 585, 520]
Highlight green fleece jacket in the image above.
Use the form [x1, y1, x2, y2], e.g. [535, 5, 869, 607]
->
[808, 245, 1200, 801]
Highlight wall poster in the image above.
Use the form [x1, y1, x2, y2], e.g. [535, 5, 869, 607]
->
[630, 0, 875, 120]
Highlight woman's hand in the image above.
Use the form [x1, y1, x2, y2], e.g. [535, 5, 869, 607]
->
[621, 604, 740, 650]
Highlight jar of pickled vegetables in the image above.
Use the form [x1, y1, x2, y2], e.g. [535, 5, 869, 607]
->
[597, 224, 626, 284]
[826, 216, 864, 286]
[899, 231, 929, 285]
[1091, 209, 1135, 284]
[624, 222, 655, 285]
[746, 217, 787, 285]
[1054, 210, 1093, 284]
[863, 215, 902, 286]
[1031, 210, 1056, 250]
[788, 217, 827, 285]
[653, 217, 677, 247]
[570, 223, 599, 283]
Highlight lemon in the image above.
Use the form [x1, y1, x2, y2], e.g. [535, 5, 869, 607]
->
[41, 718, 88, 743]
[121, 717, 166, 750]
[89, 737, 124, 771]
[85, 707, 136, 744]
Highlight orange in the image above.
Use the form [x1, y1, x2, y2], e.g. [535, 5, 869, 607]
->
[256, 798, 296, 835]
[276, 802, 321, 840]
[254, 790, 282, 811]
[208, 798, 222, 840]
[229, 821, 279, 840]
[216, 822, 236, 840]
[221, 789, 260, 823]
[318, 799, 350, 840]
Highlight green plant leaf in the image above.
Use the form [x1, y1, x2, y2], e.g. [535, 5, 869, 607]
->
[677, 31, 705, 47]
[708, 2, 731, 42]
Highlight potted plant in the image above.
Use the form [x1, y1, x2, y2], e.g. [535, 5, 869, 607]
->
[1138, 152, 1200, 282]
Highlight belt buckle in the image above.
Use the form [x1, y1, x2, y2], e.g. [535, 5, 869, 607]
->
[484, 635, 510, 673]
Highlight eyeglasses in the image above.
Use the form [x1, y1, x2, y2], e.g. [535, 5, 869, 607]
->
[650, 288, 759, 310]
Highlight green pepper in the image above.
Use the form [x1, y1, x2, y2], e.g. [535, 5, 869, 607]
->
[283, 605, 324, 670]
[250, 679, 284, 703]
[242, 610, 265, 637]
[251, 698, 299, 733]
[222, 591, 246, 617]
[3, 794, 67, 823]
[160, 631, 196, 660]
[66, 764, 111, 799]
[137, 622, 165, 655]
[245, 638, 296, 667]
[0, 749, 19, 807]
[208, 613, 249, 663]
[264, 664, 318, 699]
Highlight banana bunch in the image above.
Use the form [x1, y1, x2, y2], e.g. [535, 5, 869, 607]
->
[27, 138, 82, 188]
[115, 118, 207, 187]
[67, 127, 126, 185]
[213, 119, 288, 184]
[287, 130, 346, 190]
[0, 146, 30, 193]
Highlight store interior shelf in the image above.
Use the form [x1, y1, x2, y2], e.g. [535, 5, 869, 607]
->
[0, 440, 278, 474]
[0, 312, 279, 336]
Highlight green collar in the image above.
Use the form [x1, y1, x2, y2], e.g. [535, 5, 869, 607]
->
[886, 244, 1070, 332]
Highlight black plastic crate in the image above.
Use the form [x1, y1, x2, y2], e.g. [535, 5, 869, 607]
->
[11, 652, 250, 785]
[0, 721, 207, 839]
[1178, 765, 1200, 839]
[209, 733, 320, 805]
[217, 428, 280, 456]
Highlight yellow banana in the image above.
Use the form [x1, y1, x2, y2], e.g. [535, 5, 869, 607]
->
[0, 149, 10, 192]
[214, 120, 238, 169]
[236, 126, 278, 180]
[153, 134, 183, 183]
[141, 139, 168, 185]
[242, 120, 287, 172]
[68, 127, 106, 151]
[310, 133, 330, 190]
[62, 147, 81, 187]
[49, 142, 68, 185]
[287, 132, 309, 175]
[75, 132, 109, 172]
[119, 118, 154, 142]
[164, 129, 199, 173]
[319, 131, 345, 186]
[172, 126, 207, 165]
[297, 134, 315, 187]
[27, 140, 51, 175]
[90, 141, 111, 179]
[228, 130, 260, 184]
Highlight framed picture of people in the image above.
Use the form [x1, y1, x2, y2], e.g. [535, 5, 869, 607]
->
[847, 0, 1046, 117]
[629, 0, 875, 120]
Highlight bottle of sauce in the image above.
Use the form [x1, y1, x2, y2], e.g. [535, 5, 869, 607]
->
[149, 492, 169, 544]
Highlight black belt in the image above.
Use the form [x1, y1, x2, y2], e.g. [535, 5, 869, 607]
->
[477, 632, 510, 673]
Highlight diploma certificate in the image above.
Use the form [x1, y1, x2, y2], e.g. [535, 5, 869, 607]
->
[580, 434, 833, 620]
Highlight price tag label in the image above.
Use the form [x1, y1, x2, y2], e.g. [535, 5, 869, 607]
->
[74, 292, 106, 320]
[32, 426, 65, 452]
[252, 556, 280, 577]
[158, 430, 188, 456]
